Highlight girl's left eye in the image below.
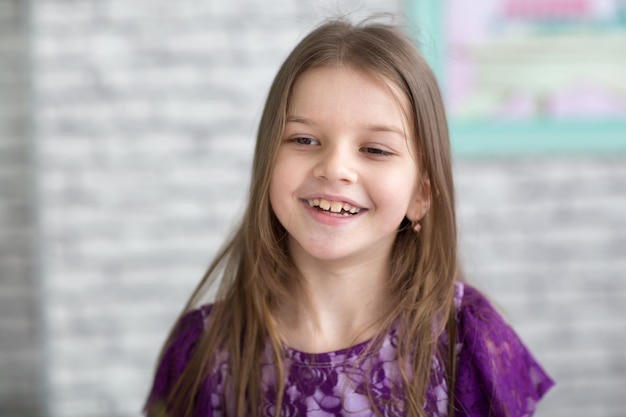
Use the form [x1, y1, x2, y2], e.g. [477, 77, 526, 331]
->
[292, 137, 319, 146]
[361, 147, 392, 156]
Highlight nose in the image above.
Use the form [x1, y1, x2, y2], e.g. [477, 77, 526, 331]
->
[312, 143, 358, 184]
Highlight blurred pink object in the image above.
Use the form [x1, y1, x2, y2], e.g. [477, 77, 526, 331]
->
[504, 0, 589, 19]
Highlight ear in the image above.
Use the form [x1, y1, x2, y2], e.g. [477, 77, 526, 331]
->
[406, 178, 431, 222]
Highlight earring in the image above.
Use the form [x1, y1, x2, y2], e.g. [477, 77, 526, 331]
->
[411, 220, 421, 233]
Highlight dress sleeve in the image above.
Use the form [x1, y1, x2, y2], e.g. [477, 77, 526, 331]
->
[454, 285, 554, 417]
[143, 307, 208, 416]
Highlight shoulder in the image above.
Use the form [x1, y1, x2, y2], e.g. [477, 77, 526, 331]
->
[161, 304, 213, 373]
[453, 282, 554, 417]
[456, 282, 507, 330]
[144, 304, 213, 413]
[171, 304, 213, 347]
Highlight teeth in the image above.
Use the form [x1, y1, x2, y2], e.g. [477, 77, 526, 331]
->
[330, 201, 343, 213]
[343, 203, 358, 214]
[307, 198, 361, 215]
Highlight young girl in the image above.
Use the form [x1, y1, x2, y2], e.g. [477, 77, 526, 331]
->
[145, 17, 554, 417]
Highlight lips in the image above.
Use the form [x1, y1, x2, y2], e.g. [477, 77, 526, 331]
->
[305, 198, 361, 216]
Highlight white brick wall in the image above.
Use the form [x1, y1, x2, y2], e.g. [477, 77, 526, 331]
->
[2, 0, 625, 416]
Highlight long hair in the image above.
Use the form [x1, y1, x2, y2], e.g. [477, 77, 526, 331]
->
[149, 16, 458, 417]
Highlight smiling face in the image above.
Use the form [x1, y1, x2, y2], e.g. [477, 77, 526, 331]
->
[269, 65, 428, 270]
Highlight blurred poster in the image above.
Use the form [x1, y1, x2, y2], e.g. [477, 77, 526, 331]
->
[445, 0, 626, 121]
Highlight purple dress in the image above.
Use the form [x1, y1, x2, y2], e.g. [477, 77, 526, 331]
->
[145, 283, 554, 416]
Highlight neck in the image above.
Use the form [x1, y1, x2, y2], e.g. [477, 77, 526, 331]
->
[277, 248, 393, 353]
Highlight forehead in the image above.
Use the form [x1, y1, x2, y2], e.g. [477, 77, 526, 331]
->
[287, 65, 412, 132]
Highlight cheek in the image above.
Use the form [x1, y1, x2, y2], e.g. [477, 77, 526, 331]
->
[373, 169, 419, 215]
[268, 159, 294, 215]
[270, 151, 306, 194]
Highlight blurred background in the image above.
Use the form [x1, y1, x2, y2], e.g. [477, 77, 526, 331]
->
[1, 0, 625, 416]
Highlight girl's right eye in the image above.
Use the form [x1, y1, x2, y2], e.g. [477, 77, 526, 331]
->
[291, 137, 319, 146]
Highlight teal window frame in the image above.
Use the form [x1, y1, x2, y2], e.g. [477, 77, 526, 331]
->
[407, 0, 626, 156]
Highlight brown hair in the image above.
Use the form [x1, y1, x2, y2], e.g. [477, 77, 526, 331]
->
[148, 15, 458, 417]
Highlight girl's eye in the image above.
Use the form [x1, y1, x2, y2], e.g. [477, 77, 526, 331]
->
[361, 147, 392, 157]
[292, 137, 319, 146]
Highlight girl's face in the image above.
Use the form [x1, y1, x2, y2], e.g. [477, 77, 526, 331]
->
[269, 65, 427, 269]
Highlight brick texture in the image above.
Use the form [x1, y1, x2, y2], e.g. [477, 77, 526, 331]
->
[1, 1, 624, 417]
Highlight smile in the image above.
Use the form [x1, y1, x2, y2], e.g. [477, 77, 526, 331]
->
[306, 198, 361, 216]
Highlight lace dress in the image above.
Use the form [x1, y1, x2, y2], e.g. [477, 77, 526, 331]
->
[145, 282, 554, 416]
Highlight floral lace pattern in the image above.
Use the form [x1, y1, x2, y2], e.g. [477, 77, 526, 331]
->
[146, 282, 554, 417]
[255, 324, 448, 417]
[453, 285, 555, 417]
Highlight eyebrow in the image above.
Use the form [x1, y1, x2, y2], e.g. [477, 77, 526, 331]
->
[286, 116, 316, 125]
[286, 116, 406, 138]
[365, 123, 406, 137]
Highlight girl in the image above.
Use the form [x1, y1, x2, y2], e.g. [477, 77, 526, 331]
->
[145, 17, 554, 417]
